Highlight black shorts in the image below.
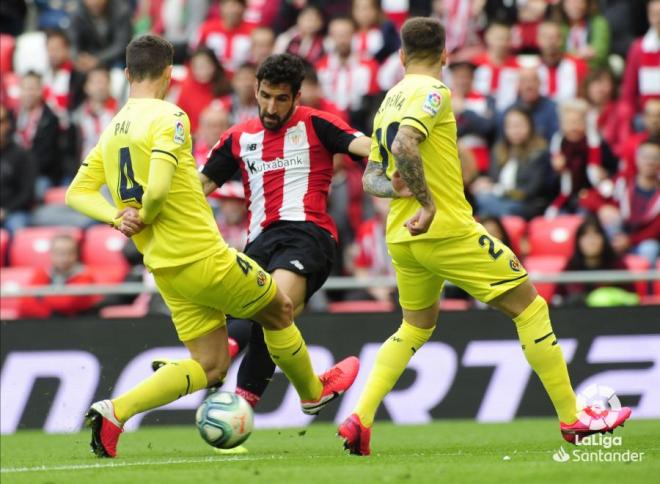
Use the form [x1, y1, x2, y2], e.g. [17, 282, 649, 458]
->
[244, 221, 337, 302]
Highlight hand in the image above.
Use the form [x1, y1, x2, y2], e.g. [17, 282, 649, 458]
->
[404, 205, 436, 236]
[612, 233, 630, 253]
[76, 53, 98, 72]
[116, 207, 145, 237]
[391, 171, 413, 198]
[551, 154, 566, 172]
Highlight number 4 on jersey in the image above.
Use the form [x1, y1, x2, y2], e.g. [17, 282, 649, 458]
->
[119, 147, 144, 204]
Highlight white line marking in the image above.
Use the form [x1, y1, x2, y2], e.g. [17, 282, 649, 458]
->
[0, 455, 283, 474]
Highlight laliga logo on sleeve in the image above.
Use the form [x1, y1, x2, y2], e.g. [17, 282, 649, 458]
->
[422, 91, 442, 116]
[576, 384, 622, 431]
[174, 120, 185, 145]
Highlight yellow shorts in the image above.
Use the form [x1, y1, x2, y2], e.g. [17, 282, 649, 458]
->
[153, 246, 277, 342]
[389, 223, 528, 310]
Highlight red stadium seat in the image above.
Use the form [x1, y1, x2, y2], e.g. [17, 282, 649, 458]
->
[82, 225, 129, 272]
[0, 267, 47, 319]
[0, 228, 8, 267]
[43, 187, 68, 205]
[9, 227, 83, 268]
[328, 300, 395, 313]
[624, 254, 651, 297]
[501, 216, 527, 256]
[524, 255, 568, 302]
[528, 215, 583, 257]
[88, 265, 129, 284]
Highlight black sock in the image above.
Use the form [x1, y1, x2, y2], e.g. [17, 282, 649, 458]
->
[227, 317, 253, 353]
[236, 322, 276, 399]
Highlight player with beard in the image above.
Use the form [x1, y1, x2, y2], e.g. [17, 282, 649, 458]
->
[197, 53, 371, 417]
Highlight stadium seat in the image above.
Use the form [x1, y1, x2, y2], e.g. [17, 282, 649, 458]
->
[501, 215, 527, 256]
[43, 187, 68, 205]
[524, 255, 568, 302]
[328, 300, 395, 313]
[9, 227, 83, 268]
[0, 33, 15, 74]
[82, 225, 129, 272]
[624, 254, 651, 297]
[527, 215, 583, 257]
[0, 267, 46, 319]
[88, 265, 129, 284]
[0, 228, 8, 267]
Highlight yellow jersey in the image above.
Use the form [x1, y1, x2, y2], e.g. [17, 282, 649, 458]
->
[370, 74, 474, 243]
[80, 98, 224, 270]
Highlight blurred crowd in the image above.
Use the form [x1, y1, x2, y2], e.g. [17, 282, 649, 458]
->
[0, 0, 658, 316]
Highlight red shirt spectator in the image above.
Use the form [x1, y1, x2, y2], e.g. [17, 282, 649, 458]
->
[274, 6, 325, 65]
[352, 0, 401, 63]
[618, 99, 660, 181]
[472, 22, 520, 111]
[620, 0, 660, 117]
[511, 0, 547, 53]
[316, 18, 379, 114]
[536, 21, 588, 102]
[32, 234, 101, 316]
[193, 0, 254, 74]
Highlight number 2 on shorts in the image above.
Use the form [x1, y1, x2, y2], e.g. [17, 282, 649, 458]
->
[479, 234, 503, 260]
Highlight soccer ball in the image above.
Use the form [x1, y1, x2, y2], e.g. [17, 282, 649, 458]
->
[195, 391, 254, 449]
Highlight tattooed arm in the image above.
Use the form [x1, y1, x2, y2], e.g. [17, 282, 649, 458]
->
[363, 160, 396, 198]
[391, 125, 436, 235]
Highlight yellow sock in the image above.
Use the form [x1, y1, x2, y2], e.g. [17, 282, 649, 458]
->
[514, 295, 577, 423]
[355, 320, 434, 427]
[112, 359, 207, 424]
[263, 323, 322, 401]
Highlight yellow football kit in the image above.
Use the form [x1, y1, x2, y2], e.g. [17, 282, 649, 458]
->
[67, 98, 275, 341]
[371, 74, 528, 309]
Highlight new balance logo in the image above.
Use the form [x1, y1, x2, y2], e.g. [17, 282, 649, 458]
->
[248, 143, 257, 151]
[290, 260, 304, 271]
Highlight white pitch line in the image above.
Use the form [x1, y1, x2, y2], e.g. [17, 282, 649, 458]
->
[0, 455, 284, 474]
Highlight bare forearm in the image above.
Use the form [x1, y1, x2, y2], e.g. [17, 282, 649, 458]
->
[362, 160, 397, 198]
[392, 128, 434, 209]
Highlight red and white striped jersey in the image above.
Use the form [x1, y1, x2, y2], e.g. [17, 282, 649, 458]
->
[472, 53, 520, 110]
[192, 19, 253, 74]
[315, 54, 379, 111]
[537, 55, 588, 103]
[203, 106, 363, 243]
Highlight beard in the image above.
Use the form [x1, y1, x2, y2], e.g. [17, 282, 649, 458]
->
[259, 104, 296, 131]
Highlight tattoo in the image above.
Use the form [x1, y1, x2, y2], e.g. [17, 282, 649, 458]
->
[391, 126, 434, 208]
[362, 160, 397, 198]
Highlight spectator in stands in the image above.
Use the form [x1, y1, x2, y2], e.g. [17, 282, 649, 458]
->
[194, 0, 253, 74]
[584, 67, 627, 158]
[351, 195, 395, 303]
[32, 233, 100, 316]
[273, 5, 325, 65]
[351, 0, 400, 63]
[44, 29, 84, 117]
[0, 105, 35, 232]
[472, 21, 520, 111]
[175, 47, 231, 132]
[316, 17, 379, 132]
[249, 26, 275, 66]
[472, 107, 550, 219]
[511, 0, 546, 54]
[70, 0, 133, 71]
[547, 99, 616, 216]
[214, 181, 248, 250]
[618, 99, 660, 180]
[603, 141, 660, 266]
[193, 103, 230, 167]
[620, 0, 660, 122]
[449, 60, 496, 174]
[225, 62, 259, 124]
[72, 67, 117, 163]
[376, 51, 405, 91]
[506, 67, 559, 142]
[139, 0, 209, 63]
[557, 215, 633, 306]
[15, 71, 62, 196]
[553, 0, 611, 69]
[536, 21, 588, 103]
[300, 63, 348, 121]
[431, 0, 482, 54]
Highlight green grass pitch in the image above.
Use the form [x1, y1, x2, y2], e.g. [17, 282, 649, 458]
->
[1, 419, 658, 484]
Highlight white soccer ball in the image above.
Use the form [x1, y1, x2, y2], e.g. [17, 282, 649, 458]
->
[195, 391, 254, 449]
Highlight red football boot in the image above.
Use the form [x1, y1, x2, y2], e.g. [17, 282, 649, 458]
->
[301, 356, 360, 415]
[561, 405, 632, 444]
[338, 413, 371, 456]
[85, 400, 124, 458]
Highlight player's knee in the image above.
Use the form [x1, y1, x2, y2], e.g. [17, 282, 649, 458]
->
[197, 352, 230, 386]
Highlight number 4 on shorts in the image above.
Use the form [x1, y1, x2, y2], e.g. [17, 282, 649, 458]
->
[236, 255, 252, 275]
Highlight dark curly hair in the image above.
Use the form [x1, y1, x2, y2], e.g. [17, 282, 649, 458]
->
[256, 53, 306, 96]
